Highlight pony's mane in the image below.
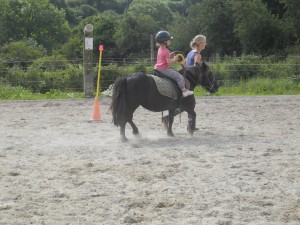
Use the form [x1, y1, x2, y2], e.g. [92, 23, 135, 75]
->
[124, 71, 146, 78]
[182, 62, 209, 75]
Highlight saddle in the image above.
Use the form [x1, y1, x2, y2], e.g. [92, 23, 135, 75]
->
[151, 69, 190, 99]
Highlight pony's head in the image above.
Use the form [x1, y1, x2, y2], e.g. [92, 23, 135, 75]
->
[183, 62, 219, 93]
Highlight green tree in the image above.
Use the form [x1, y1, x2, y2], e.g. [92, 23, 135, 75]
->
[262, 0, 285, 18]
[64, 0, 98, 26]
[281, 0, 300, 45]
[0, 0, 27, 45]
[93, 0, 126, 13]
[186, 0, 241, 56]
[114, 0, 173, 56]
[60, 11, 121, 59]
[49, 0, 66, 9]
[168, 13, 193, 53]
[59, 36, 82, 60]
[230, 0, 286, 55]
[126, 0, 173, 28]
[82, 11, 121, 58]
[0, 40, 46, 67]
[115, 13, 157, 56]
[64, 0, 125, 26]
[0, 0, 71, 52]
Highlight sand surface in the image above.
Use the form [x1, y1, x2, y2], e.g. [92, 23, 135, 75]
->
[0, 95, 299, 225]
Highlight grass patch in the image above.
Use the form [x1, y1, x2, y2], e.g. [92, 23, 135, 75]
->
[1, 77, 299, 100]
[194, 77, 300, 96]
[0, 83, 85, 100]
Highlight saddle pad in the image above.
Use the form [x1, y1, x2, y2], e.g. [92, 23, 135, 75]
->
[150, 75, 177, 99]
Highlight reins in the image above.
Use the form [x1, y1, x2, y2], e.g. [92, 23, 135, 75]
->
[208, 78, 216, 91]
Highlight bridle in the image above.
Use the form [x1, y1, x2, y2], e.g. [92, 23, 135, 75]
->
[207, 77, 216, 92]
[183, 65, 216, 92]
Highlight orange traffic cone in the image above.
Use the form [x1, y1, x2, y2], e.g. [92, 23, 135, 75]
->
[91, 97, 102, 121]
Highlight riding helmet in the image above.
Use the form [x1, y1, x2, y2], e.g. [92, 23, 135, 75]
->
[155, 31, 173, 43]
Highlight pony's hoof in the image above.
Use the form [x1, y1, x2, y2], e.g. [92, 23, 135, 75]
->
[187, 126, 194, 136]
[167, 132, 175, 137]
[132, 130, 140, 135]
[134, 133, 142, 139]
[121, 137, 128, 143]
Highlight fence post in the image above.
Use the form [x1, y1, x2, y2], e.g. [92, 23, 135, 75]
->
[83, 24, 94, 97]
[150, 34, 154, 65]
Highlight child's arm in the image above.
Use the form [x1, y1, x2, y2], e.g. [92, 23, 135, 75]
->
[194, 53, 201, 64]
[167, 54, 178, 66]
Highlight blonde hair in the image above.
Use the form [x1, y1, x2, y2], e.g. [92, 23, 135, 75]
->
[190, 35, 206, 48]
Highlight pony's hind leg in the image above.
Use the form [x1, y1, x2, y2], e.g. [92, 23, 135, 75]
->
[162, 108, 179, 137]
[129, 120, 139, 135]
[162, 115, 174, 136]
[165, 109, 176, 137]
[126, 109, 140, 136]
[119, 119, 138, 142]
[120, 124, 128, 142]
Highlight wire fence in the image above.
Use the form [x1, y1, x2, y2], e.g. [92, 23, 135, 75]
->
[1, 57, 300, 93]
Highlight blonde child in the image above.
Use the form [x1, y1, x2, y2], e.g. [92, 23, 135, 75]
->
[185, 35, 207, 66]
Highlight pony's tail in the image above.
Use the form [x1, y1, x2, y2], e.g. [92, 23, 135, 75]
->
[110, 76, 127, 126]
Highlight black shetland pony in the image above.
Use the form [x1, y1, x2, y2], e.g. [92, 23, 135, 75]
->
[111, 62, 218, 142]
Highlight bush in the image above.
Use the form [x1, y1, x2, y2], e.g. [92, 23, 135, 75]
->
[97, 62, 148, 90]
[3, 55, 299, 96]
[0, 58, 8, 78]
[260, 62, 288, 79]
[30, 55, 69, 71]
[22, 67, 46, 92]
[224, 55, 261, 81]
[0, 83, 35, 100]
[286, 55, 300, 83]
[33, 65, 83, 93]
[5, 64, 83, 93]
[210, 63, 230, 86]
[63, 65, 83, 91]
[1, 40, 46, 68]
[211, 55, 300, 87]
[98, 63, 125, 90]
[5, 66, 40, 90]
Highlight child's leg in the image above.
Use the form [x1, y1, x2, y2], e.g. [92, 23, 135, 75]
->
[158, 69, 193, 97]
[159, 69, 185, 89]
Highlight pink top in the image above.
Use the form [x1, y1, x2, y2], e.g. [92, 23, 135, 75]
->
[154, 46, 171, 70]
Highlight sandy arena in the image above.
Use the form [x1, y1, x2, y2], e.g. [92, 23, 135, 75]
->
[0, 95, 299, 225]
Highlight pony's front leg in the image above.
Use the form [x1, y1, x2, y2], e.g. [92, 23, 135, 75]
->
[188, 113, 199, 131]
[187, 111, 196, 136]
